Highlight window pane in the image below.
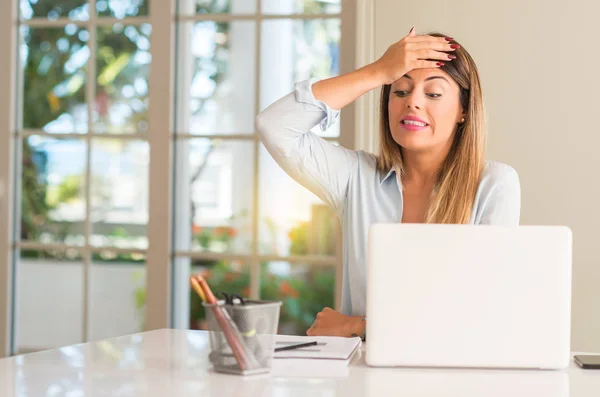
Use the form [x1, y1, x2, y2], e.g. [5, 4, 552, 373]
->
[258, 144, 338, 256]
[96, 0, 149, 18]
[21, 136, 86, 245]
[89, 253, 146, 341]
[190, 260, 250, 330]
[262, 0, 341, 15]
[174, 139, 253, 254]
[20, 0, 90, 21]
[20, 25, 89, 133]
[17, 250, 84, 353]
[260, 262, 335, 335]
[260, 18, 340, 137]
[95, 24, 151, 134]
[182, 0, 255, 15]
[175, 21, 256, 135]
[90, 139, 149, 249]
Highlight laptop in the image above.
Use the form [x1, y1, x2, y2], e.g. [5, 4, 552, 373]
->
[365, 224, 573, 369]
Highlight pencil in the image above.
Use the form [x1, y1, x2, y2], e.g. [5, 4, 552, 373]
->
[195, 275, 217, 303]
[190, 276, 207, 302]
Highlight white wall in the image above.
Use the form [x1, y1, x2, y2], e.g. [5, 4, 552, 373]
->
[373, 0, 600, 352]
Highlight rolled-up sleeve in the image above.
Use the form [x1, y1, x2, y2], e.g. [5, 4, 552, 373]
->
[255, 79, 358, 215]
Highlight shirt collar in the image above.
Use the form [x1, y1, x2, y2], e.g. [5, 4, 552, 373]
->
[380, 167, 397, 185]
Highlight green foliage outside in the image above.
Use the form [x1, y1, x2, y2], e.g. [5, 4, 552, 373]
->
[189, 260, 335, 335]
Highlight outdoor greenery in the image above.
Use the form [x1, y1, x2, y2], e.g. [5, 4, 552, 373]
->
[21, 0, 149, 246]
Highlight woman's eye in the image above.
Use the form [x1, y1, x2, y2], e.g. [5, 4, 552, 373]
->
[394, 90, 441, 99]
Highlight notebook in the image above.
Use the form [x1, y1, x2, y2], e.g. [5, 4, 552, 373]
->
[271, 335, 362, 377]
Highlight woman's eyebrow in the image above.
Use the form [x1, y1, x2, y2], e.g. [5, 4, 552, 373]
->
[425, 76, 450, 83]
[401, 75, 450, 83]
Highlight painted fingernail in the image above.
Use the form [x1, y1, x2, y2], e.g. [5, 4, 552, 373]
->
[445, 37, 454, 41]
[436, 62, 445, 67]
[408, 26, 415, 34]
[448, 54, 456, 60]
[450, 44, 460, 49]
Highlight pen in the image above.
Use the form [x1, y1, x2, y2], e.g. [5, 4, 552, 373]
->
[274, 341, 318, 353]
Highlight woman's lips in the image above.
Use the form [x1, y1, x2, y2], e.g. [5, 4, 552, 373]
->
[400, 120, 429, 131]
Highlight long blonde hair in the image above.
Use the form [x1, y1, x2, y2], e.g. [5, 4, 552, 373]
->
[376, 32, 485, 224]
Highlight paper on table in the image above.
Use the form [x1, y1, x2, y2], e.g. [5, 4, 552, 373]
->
[271, 335, 362, 378]
[273, 334, 361, 361]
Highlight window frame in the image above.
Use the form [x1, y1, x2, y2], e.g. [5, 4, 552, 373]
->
[0, 0, 367, 357]
[0, 0, 17, 359]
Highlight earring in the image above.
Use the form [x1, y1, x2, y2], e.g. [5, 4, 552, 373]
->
[460, 117, 465, 123]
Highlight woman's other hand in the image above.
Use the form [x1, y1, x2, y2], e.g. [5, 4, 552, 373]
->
[306, 307, 365, 337]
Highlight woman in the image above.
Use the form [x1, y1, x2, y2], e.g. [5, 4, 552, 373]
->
[255, 28, 521, 339]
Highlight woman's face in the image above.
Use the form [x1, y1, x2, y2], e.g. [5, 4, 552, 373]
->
[388, 68, 464, 154]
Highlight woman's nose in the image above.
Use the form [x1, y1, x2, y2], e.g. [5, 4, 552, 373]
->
[405, 94, 422, 110]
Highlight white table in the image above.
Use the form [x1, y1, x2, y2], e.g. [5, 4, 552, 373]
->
[1, 329, 599, 396]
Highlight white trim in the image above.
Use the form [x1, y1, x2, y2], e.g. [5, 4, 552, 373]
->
[0, 0, 16, 358]
[13, 241, 337, 266]
[145, 0, 174, 331]
[10, 21, 23, 355]
[82, 0, 97, 345]
[16, 242, 146, 256]
[176, 133, 255, 140]
[353, 0, 378, 154]
[20, 130, 142, 140]
[175, 134, 341, 141]
[20, 16, 151, 27]
[334, 0, 359, 310]
[20, 130, 341, 142]
[249, 0, 263, 301]
[16, 9, 343, 26]
[169, 0, 193, 330]
[176, 13, 341, 22]
[15, 242, 82, 251]
[173, 252, 338, 265]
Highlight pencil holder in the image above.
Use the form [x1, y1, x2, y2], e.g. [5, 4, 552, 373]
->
[203, 300, 282, 375]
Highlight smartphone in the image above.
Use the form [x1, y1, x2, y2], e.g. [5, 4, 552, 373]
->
[574, 355, 600, 369]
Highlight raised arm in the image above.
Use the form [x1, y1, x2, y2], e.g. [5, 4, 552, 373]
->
[255, 72, 381, 214]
